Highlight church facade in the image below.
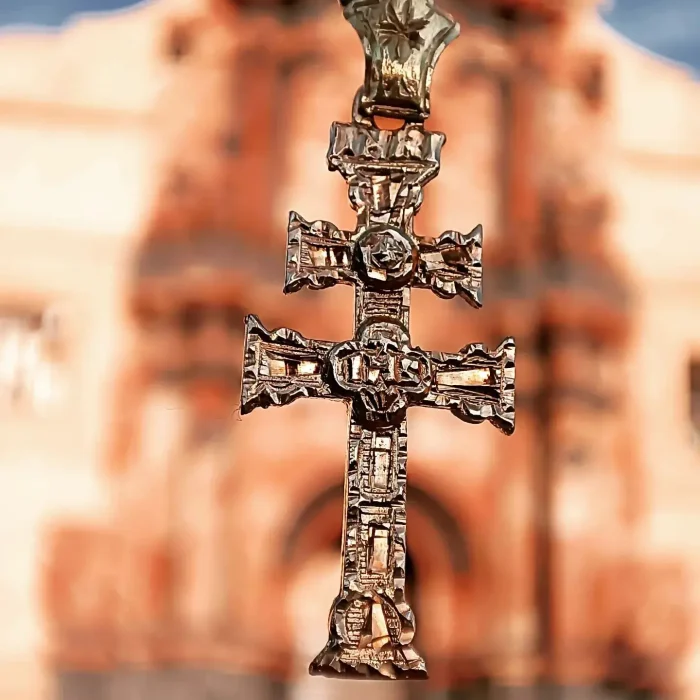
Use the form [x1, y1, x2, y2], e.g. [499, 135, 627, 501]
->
[1, 1, 700, 699]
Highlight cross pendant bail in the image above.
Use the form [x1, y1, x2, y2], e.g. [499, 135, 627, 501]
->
[240, 0, 516, 680]
[341, 0, 460, 122]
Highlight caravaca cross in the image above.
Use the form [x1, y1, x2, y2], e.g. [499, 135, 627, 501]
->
[240, 0, 516, 680]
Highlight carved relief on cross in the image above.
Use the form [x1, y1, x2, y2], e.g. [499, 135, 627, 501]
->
[241, 118, 515, 679]
[285, 123, 484, 309]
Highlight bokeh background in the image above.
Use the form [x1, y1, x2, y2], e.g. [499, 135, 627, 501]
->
[1, 1, 699, 699]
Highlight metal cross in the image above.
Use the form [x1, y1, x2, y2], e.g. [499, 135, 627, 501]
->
[240, 0, 516, 680]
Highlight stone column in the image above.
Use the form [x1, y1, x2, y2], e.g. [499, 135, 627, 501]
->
[112, 384, 190, 665]
[488, 54, 545, 700]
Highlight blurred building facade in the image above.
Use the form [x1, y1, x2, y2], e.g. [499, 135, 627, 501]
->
[1, 1, 700, 699]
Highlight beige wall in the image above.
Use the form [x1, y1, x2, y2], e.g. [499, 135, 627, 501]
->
[605, 25, 700, 551]
[601, 25, 700, 699]
[0, 4, 165, 697]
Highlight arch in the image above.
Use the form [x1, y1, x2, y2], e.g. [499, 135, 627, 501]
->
[282, 481, 469, 573]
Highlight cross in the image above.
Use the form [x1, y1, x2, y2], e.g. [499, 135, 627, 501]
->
[240, 0, 516, 680]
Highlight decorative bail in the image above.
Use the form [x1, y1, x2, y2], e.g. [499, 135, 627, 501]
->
[340, 0, 460, 123]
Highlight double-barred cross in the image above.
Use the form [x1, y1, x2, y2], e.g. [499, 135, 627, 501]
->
[240, 0, 515, 681]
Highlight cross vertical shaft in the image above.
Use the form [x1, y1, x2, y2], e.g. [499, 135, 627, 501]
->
[310, 280, 425, 677]
[240, 0, 516, 681]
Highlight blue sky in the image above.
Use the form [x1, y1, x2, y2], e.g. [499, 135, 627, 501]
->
[0, 0, 698, 74]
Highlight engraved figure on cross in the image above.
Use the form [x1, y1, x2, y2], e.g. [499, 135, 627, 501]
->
[240, 0, 515, 680]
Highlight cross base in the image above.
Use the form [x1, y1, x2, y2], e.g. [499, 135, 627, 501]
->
[309, 591, 428, 680]
[310, 643, 428, 680]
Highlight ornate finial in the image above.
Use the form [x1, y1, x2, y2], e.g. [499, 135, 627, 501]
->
[340, 0, 459, 122]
